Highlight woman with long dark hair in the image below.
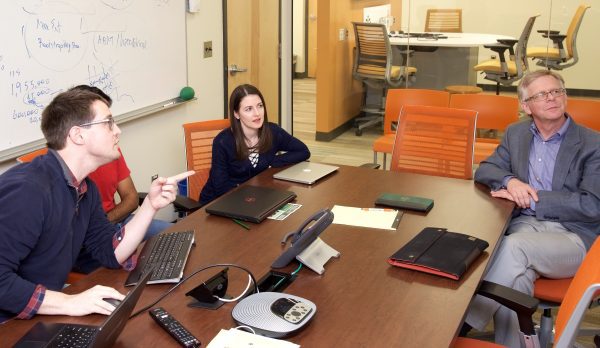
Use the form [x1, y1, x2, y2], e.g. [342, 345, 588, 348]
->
[199, 84, 310, 205]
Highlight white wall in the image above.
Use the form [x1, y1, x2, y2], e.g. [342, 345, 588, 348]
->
[119, 2, 224, 192]
[401, 0, 600, 90]
[0, 1, 224, 219]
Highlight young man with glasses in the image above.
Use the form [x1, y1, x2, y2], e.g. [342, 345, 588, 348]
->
[462, 70, 600, 346]
[69, 85, 172, 274]
[0, 89, 193, 322]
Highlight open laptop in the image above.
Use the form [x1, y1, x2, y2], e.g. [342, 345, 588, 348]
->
[14, 269, 153, 348]
[205, 185, 296, 223]
[273, 162, 339, 185]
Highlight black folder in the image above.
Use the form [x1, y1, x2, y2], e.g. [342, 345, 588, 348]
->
[388, 227, 489, 280]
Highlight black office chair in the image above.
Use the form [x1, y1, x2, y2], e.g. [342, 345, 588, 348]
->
[351, 22, 417, 136]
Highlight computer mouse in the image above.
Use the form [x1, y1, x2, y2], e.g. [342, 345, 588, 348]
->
[103, 298, 122, 308]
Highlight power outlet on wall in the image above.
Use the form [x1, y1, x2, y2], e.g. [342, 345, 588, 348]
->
[204, 41, 213, 58]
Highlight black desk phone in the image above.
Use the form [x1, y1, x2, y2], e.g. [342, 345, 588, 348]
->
[271, 208, 334, 269]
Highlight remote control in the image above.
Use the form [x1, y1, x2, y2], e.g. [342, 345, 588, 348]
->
[149, 307, 201, 347]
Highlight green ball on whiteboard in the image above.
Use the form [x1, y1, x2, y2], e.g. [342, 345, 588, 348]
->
[179, 86, 195, 100]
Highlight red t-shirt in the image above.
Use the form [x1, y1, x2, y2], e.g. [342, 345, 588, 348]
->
[88, 149, 131, 213]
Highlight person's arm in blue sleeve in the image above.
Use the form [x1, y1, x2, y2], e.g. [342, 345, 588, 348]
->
[0, 179, 124, 320]
[270, 125, 310, 167]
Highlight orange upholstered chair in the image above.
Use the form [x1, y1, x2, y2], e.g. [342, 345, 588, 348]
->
[16, 147, 48, 163]
[372, 89, 450, 169]
[455, 238, 600, 348]
[389, 105, 477, 179]
[449, 94, 519, 164]
[182, 119, 231, 201]
[566, 98, 600, 131]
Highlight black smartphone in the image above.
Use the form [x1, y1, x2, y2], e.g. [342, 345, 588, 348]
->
[256, 271, 295, 293]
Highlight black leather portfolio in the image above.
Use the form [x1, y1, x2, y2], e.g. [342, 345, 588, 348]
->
[388, 227, 489, 280]
[375, 193, 434, 213]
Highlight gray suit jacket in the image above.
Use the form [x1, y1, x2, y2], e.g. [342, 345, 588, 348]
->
[475, 116, 600, 249]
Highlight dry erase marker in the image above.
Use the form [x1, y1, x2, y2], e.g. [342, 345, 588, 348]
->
[232, 219, 250, 230]
[163, 101, 175, 108]
[392, 211, 403, 229]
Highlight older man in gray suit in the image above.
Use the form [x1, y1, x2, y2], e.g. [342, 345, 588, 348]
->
[463, 70, 600, 347]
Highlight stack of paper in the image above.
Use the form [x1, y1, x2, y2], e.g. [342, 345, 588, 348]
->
[207, 328, 300, 348]
[331, 205, 402, 230]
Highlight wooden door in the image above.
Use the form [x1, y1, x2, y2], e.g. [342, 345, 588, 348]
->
[226, 0, 280, 122]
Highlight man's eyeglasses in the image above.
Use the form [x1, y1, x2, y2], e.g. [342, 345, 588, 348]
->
[78, 117, 115, 130]
[525, 88, 566, 103]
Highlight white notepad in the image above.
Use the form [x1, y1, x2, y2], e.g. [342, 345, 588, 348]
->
[207, 328, 299, 348]
[331, 205, 401, 230]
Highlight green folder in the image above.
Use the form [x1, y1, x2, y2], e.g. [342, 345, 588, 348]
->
[375, 193, 434, 213]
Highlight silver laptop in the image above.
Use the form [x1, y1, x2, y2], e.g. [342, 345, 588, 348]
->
[273, 162, 339, 184]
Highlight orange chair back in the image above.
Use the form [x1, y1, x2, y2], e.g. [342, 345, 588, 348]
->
[449, 94, 519, 131]
[384, 89, 450, 135]
[16, 147, 48, 163]
[183, 119, 231, 200]
[390, 105, 477, 179]
[554, 237, 600, 344]
[566, 98, 600, 131]
[449, 94, 519, 164]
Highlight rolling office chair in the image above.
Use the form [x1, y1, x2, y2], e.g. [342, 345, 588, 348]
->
[531, 97, 600, 346]
[389, 105, 477, 180]
[140, 118, 233, 216]
[182, 119, 231, 203]
[527, 5, 591, 71]
[351, 22, 417, 136]
[372, 89, 450, 169]
[474, 15, 539, 95]
[454, 237, 600, 348]
[448, 94, 519, 164]
[424, 9, 462, 33]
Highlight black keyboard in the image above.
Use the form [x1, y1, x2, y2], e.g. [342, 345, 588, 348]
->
[49, 325, 97, 348]
[125, 230, 195, 286]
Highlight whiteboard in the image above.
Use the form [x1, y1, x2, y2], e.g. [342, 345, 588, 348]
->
[0, 0, 187, 160]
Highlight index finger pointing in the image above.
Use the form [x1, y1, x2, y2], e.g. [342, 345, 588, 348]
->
[167, 170, 195, 183]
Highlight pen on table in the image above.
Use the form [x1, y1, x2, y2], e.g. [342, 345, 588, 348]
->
[162, 101, 175, 108]
[232, 218, 250, 230]
[392, 211, 403, 229]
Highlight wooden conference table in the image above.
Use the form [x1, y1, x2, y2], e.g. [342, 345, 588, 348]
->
[2, 165, 514, 347]
[389, 32, 514, 90]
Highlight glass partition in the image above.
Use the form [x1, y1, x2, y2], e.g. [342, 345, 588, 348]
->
[393, 0, 598, 97]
